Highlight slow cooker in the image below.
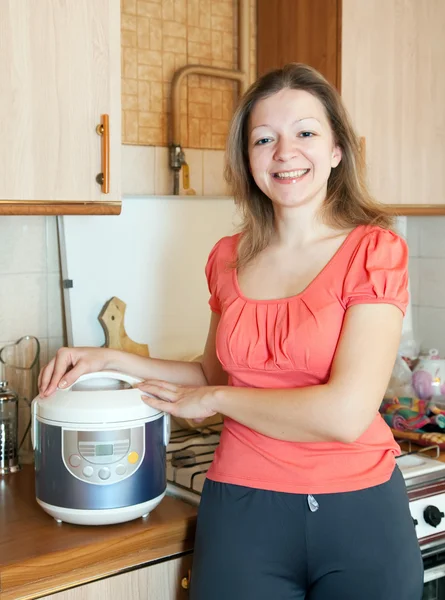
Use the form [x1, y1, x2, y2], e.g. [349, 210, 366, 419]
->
[31, 371, 170, 526]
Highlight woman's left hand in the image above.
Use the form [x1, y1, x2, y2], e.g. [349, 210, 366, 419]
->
[136, 380, 219, 422]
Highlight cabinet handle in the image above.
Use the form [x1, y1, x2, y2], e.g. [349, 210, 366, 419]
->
[181, 569, 191, 590]
[96, 114, 110, 194]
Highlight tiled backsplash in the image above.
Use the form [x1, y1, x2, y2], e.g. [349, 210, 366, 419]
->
[407, 217, 445, 357]
[121, 0, 256, 148]
[1, 207, 445, 366]
[0, 217, 64, 368]
[122, 144, 227, 195]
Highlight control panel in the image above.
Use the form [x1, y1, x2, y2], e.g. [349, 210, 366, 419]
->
[409, 493, 445, 541]
[62, 427, 145, 485]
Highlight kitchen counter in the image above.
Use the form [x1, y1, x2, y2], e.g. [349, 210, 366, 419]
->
[0, 466, 197, 600]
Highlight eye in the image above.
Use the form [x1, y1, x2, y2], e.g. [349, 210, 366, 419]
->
[254, 137, 273, 146]
[299, 131, 315, 138]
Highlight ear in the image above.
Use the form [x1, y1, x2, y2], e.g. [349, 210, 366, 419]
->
[331, 145, 342, 168]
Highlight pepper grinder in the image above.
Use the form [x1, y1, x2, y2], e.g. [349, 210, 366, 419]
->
[0, 381, 20, 474]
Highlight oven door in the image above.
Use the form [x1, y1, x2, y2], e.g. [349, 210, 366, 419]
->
[423, 542, 445, 600]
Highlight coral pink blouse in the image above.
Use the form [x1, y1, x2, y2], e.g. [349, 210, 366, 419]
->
[205, 225, 409, 494]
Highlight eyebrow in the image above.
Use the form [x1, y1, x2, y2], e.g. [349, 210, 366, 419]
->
[250, 117, 322, 133]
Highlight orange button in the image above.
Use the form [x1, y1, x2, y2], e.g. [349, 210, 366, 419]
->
[128, 451, 139, 464]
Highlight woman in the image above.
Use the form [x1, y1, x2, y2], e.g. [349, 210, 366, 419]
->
[39, 64, 423, 599]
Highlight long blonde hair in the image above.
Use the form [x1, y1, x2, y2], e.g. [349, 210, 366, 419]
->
[225, 63, 393, 269]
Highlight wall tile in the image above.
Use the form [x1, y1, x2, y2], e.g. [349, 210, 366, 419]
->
[47, 273, 64, 339]
[417, 306, 445, 355]
[154, 146, 174, 195]
[46, 217, 60, 273]
[122, 145, 156, 194]
[203, 150, 228, 195]
[0, 273, 48, 340]
[121, 0, 257, 151]
[406, 216, 420, 257]
[408, 257, 420, 306]
[419, 217, 445, 257]
[0, 217, 46, 274]
[418, 257, 445, 309]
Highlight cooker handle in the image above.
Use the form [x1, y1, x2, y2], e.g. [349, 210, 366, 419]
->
[164, 414, 171, 446]
[31, 398, 38, 450]
[65, 370, 143, 389]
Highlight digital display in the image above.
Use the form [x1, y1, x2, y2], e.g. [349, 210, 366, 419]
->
[95, 444, 114, 456]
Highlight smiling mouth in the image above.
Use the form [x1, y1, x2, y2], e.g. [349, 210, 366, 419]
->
[273, 169, 309, 179]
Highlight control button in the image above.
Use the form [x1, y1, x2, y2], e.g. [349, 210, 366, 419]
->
[116, 464, 127, 476]
[424, 505, 445, 528]
[98, 467, 111, 480]
[128, 451, 139, 464]
[83, 466, 94, 478]
[69, 454, 81, 468]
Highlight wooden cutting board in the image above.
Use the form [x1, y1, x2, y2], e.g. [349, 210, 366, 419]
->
[98, 296, 150, 357]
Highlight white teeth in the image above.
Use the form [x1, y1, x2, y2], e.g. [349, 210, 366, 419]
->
[275, 169, 308, 179]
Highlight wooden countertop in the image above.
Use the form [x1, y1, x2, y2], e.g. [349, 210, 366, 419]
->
[0, 466, 197, 600]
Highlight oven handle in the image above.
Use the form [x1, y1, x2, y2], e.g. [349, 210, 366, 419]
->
[424, 564, 445, 584]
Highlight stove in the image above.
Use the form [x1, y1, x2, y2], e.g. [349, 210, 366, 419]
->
[166, 422, 223, 506]
[396, 446, 445, 550]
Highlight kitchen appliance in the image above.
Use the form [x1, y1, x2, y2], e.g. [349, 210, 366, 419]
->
[396, 448, 445, 600]
[0, 381, 20, 475]
[31, 371, 170, 526]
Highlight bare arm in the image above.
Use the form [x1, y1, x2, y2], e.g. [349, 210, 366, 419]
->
[39, 312, 227, 396]
[141, 304, 402, 444]
[209, 303, 402, 443]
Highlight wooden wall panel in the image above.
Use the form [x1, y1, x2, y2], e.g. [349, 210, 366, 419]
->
[256, 0, 341, 89]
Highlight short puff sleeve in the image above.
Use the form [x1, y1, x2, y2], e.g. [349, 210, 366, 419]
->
[205, 239, 223, 313]
[343, 229, 409, 314]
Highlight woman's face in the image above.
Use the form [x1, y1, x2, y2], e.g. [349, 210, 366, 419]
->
[247, 88, 342, 211]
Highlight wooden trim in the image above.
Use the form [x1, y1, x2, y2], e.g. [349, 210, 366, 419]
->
[383, 205, 445, 216]
[337, 0, 342, 91]
[0, 200, 122, 216]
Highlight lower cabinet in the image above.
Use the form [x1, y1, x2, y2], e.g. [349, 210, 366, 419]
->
[41, 553, 193, 600]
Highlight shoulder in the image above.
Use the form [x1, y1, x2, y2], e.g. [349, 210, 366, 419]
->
[343, 225, 409, 311]
[206, 233, 240, 268]
[350, 225, 408, 266]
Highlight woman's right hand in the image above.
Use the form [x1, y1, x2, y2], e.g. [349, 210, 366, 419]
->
[38, 347, 113, 398]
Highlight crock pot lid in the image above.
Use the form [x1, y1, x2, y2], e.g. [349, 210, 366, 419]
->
[34, 386, 162, 423]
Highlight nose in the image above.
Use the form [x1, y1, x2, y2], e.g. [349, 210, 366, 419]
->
[273, 136, 300, 162]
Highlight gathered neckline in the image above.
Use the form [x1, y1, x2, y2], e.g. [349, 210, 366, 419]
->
[232, 225, 366, 304]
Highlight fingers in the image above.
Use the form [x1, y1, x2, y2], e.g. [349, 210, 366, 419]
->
[39, 350, 85, 397]
[137, 380, 178, 403]
[142, 394, 175, 414]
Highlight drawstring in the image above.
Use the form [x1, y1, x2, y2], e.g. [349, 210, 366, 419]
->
[307, 494, 319, 512]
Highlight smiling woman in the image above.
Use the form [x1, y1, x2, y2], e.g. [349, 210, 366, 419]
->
[38, 63, 423, 600]
[225, 63, 393, 270]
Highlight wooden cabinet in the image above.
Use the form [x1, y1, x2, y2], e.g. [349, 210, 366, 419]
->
[0, 0, 121, 215]
[256, 0, 445, 214]
[40, 553, 193, 600]
[257, 0, 341, 89]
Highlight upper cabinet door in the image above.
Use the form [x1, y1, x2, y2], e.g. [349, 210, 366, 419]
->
[256, 0, 341, 89]
[0, 0, 121, 214]
[341, 0, 445, 208]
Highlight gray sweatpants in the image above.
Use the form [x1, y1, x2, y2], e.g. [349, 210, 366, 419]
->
[190, 467, 423, 600]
